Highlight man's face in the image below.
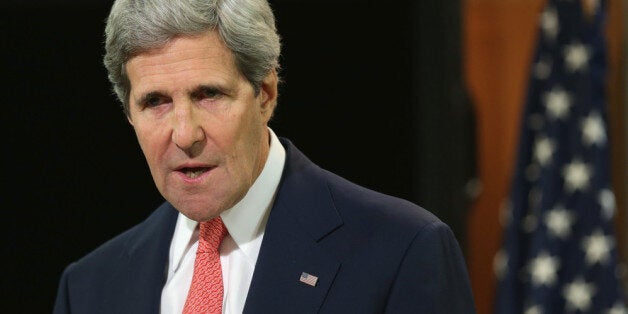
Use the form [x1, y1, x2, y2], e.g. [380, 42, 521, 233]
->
[126, 31, 277, 222]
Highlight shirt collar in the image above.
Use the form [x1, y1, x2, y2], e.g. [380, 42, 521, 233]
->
[169, 128, 286, 270]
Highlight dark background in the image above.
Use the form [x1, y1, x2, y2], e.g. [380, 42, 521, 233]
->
[1, 0, 474, 311]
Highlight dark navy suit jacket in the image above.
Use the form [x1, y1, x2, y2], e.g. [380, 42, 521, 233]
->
[54, 139, 476, 313]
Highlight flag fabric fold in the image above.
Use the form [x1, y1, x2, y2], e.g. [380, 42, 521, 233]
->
[494, 0, 626, 313]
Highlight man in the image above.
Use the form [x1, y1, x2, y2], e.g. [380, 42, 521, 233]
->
[54, 0, 475, 313]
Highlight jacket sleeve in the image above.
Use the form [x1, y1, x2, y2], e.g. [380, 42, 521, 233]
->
[385, 221, 476, 313]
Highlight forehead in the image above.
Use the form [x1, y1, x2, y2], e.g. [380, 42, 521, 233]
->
[126, 31, 240, 94]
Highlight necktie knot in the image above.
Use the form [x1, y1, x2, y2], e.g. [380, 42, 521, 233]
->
[198, 216, 228, 253]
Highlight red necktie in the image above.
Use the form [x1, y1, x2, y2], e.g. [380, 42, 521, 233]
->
[183, 217, 228, 314]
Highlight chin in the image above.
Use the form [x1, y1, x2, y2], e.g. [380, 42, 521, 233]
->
[181, 208, 222, 222]
[173, 200, 224, 222]
[166, 188, 247, 222]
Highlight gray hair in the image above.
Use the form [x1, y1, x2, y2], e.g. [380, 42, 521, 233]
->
[103, 0, 281, 116]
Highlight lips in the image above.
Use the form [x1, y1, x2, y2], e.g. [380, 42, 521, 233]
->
[175, 165, 215, 179]
[182, 167, 209, 178]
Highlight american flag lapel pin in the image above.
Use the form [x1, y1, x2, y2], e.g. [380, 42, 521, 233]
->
[299, 272, 318, 287]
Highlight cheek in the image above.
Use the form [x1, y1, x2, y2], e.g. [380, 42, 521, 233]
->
[217, 115, 261, 171]
[134, 125, 168, 167]
[213, 109, 254, 150]
[237, 114, 266, 169]
[234, 112, 261, 150]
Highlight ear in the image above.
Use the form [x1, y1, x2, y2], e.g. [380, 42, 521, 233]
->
[259, 69, 278, 122]
[126, 114, 134, 126]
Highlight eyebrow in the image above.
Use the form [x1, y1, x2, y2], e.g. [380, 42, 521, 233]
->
[192, 84, 233, 96]
[192, 84, 221, 93]
[134, 83, 234, 105]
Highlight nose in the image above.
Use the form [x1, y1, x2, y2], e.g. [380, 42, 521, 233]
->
[171, 102, 205, 155]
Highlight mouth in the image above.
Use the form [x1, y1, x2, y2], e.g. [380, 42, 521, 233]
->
[176, 166, 214, 179]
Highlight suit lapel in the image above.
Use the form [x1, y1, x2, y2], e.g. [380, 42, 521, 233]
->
[243, 140, 343, 314]
[101, 203, 178, 314]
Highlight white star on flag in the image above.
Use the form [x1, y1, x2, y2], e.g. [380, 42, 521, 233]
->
[582, 229, 615, 265]
[534, 136, 555, 166]
[562, 159, 592, 193]
[543, 87, 572, 119]
[525, 304, 543, 314]
[540, 6, 559, 41]
[599, 189, 616, 220]
[494, 250, 509, 279]
[563, 278, 597, 312]
[529, 251, 560, 286]
[544, 205, 574, 239]
[534, 56, 553, 80]
[606, 301, 628, 314]
[581, 111, 607, 146]
[564, 42, 590, 72]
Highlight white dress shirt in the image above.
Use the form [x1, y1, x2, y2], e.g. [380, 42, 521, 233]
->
[160, 129, 286, 314]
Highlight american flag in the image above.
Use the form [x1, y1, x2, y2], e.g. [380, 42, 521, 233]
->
[299, 272, 318, 287]
[494, 0, 626, 313]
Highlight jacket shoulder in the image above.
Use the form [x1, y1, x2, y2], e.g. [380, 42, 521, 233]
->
[54, 203, 177, 313]
[321, 168, 442, 233]
[314, 169, 475, 313]
[69, 203, 174, 274]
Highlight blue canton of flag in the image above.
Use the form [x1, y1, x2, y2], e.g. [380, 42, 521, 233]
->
[494, 0, 626, 313]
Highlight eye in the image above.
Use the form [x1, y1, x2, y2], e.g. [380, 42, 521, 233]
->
[146, 96, 164, 107]
[193, 86, 222, 101]
[140, 93, 169, 108]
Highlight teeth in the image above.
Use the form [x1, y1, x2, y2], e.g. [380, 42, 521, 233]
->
[186, 170, 205, 178]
